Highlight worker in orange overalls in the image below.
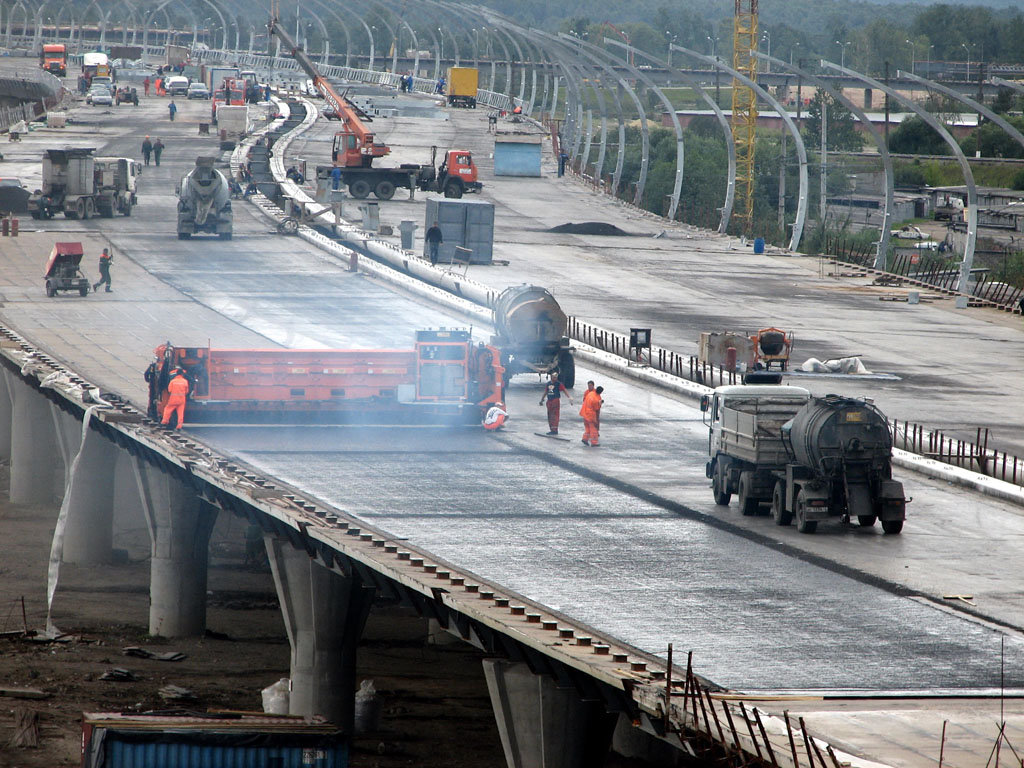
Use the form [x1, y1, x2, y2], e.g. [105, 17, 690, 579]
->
[161, 369, 190, 429]
[580, 385, 604, 446]
[483, 402, 509, 431]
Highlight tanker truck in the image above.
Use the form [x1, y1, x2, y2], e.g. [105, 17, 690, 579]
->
[701, 376, 906, 534]
[491, 285, 575, 388]
[177, 157, 233, 240]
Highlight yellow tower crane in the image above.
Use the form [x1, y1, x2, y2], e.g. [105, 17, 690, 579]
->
[731, 0, 758, 233]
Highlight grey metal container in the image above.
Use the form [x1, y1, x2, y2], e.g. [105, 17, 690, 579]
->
[424, 197, 494, 264]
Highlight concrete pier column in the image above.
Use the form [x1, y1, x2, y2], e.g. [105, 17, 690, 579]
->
[52, 408, 120, 564]
[5, 370, 59, 505]
[482, 659, 615, 768]
[133, 458, 217, 637]
[266, 537, 375, 730]
[0, 366, 12, 462]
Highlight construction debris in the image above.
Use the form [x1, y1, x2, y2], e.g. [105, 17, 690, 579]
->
[100, 668, 138, 682]
[8, 707, 39, 748]
[0, 686, 49, 700]
[123, 646, 187, 662]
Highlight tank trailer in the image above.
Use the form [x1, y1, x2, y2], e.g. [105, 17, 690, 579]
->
[491, 285, 575, 388]
[702, 377, 906, 533]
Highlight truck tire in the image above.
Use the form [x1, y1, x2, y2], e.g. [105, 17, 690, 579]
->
[881, 519, 904, 534]
[771, 481, 792, 526]
[738, 472, 760, 516]
[79, 286, 88, 297]
[64, 206, 79, 220]
[83, 198, 94, 219]
[443, 179, 463, 198]
[556, 350, 575, 388]
[857, 515, 877, 528]
[795, 491, 817, 534]
[374, 180, 396, 200]
[349, 179, 371, 199]
[45, 280, 56, 298]
[123, 202, 132, 217]
[712, 462, 731, 506]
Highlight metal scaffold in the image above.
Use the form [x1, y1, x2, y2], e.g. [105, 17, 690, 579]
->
[731, 0, 758, 233]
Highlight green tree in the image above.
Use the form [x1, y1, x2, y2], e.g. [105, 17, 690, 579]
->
[802, 91, 864, 152]
[960, 117, 1024, 160]
[888, 116, 951, 156]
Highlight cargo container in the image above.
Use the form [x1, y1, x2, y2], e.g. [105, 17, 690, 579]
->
[445, 66, 478, 108]
[424, 197, 494, 264]
[82, 712, 348, 768]
[493, 134, 542, 177]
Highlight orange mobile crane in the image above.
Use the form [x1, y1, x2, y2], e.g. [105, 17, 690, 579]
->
[267, 16, 482, 200]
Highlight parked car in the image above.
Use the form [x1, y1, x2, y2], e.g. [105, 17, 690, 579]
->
[87, 86, 113, 106]
[890, 224, 929, 240]
[187, 82, 211, 100]
[91, 75, 115, 95]
[166, 76, 190, 96]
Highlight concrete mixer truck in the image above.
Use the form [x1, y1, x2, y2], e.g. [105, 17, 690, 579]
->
[176, 157, 233, 240]
[491, 285, 575, 388]
[702, 377, 906, 534]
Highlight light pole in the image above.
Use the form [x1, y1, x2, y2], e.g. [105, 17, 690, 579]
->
[961, 42, 971, 81]
[665, 31, 677, 67]
[707, 35, 720, 106]
[905, 39, 915, 75]
[761, 30, 770, 72]
[835, 40, 851, 69]
[438, 27, 443, 63]
[926, 44, 934, 77]
[706, 34, 718, 60]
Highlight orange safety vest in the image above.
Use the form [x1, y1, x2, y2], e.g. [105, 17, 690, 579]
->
[167, 375, 189, 402]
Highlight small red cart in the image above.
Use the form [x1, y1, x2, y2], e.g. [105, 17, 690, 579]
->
[44, 242, 90, 297]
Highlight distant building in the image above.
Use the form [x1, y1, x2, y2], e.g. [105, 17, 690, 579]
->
[662, 110, 981, 140]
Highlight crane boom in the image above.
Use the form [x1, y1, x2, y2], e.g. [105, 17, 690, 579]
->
[267, 16, 389, 166]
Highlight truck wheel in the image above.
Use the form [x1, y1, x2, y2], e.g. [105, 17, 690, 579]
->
[374, 180, 396, 200]
[30, 210, 40, 220]
[99, 203, 114, 218]
[443, 180, 463, 199]
[738, 473, 760, 516]
[123, 202, 132, 217]
[881, 519, 904, 534]
[712, 462, 731, 506]
[556, 350, 575, 388]
[857, 515, 877, 527]
[45, 281, 56, 298]
[771, 481, 792, 526]
[65, 207, 79, 220]
[79, 286, 88, 297]
[349, 179, 371, 199]
[795, 492, 817, 534]
[83, 198, 94, 219]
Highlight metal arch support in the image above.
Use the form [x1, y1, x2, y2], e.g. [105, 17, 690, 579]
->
[305, 0, 353, 68]
[757, 52, 893, 267]
[143, 0, 197, 51]
[645, 54, 735, 232]
[373, 3, 418, 76]
[606, 40, 685, 221]
[901, 70, 1024, 153]
[674, 44, 810, 251]
[562, 33, 650, 208]
[990, 76, 1024, 98]
[369, 11, 397, 72]
[822, 60, 978, 292]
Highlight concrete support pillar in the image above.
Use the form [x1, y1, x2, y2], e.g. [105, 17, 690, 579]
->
[267, 537, 374, 731]
[134, 458, 216, 637]
[5, 370, 59, 505]
[52, 407, 120, 564]
[0, 365, 12, 462]
[864, 87, 872, 108]
[482, 659, 614, 768]
[611, 714, 682, 766]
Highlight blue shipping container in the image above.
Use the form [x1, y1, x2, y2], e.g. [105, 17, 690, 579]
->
[83, 713, 348, 768]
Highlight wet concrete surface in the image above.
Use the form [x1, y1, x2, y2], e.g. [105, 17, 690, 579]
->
[194, 424, 1024, 694]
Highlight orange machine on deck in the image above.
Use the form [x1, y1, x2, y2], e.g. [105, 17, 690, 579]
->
[145, 329, 504, 426]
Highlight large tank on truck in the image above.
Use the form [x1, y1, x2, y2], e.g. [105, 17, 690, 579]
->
[177, 157, 232, 240]
[446, 67, 478, 108]
[491, 285, 575, 388]
[702, 380, 906, 534]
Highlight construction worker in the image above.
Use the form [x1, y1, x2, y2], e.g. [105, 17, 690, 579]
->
[161, 369, 190, 429]
[143, 76, 150, 96]
[141, 136, 152, 166]
[425, 221, 443, 264]
[93, 247, 113, 293]
[539, 371, 572, 435]
[483, 402, 508, 431]
[168, 100, 177, 121]
[580, 385, 604, 446]
[152, 138, 164, 166]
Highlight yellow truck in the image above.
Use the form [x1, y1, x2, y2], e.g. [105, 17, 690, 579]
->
[446, 67, 478, 108]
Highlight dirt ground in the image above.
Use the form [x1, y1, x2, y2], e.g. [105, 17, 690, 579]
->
[0, 458, 512, 768]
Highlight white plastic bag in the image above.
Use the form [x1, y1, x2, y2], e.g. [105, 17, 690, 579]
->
[261, 677, 291, 715]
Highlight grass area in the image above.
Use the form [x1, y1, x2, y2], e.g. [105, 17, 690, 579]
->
[894, 158, 1024, 188]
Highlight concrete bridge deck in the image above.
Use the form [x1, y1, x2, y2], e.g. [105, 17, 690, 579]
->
[0, 61, 1023, 766]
